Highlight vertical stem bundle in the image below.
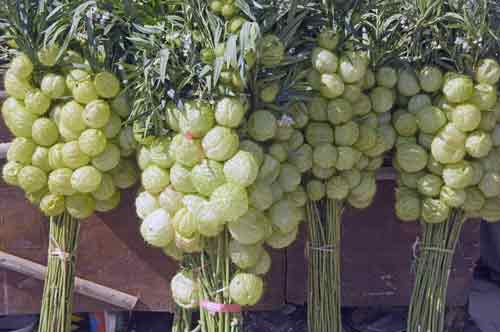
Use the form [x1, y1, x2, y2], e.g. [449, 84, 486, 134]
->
[199, 229, 241, 332]
[407, 209, 466, 332]
[307, 199, 343, 332]
[39, 212, 80, 332]
[172, 305, 194, 332]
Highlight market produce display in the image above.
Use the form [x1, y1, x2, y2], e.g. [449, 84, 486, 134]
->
[394, 63, 500, 223]
[299, 32, 396, 332]
[392, 60, 500, 332]
[136, 95, 300, 265]
[1, 49, 138, 332]
[2, 55, 137, 218]
[374, 1, 500, 331]
[126, 1, 292, 331]
[131, 6, 310, 331]
[0, 3, 139, 331]
[135, 96, 280, 307]
[2, 1, 500, 332]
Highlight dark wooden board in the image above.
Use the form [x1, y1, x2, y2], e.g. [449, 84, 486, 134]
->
[286, 181, 480, 306]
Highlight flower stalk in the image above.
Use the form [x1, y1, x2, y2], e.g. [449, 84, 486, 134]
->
[39, 212, 80, 332]
[307, 199, 343, 332]
[407, 209, 466, 332]
[172, 305, 194, 332]
[199, 229, 241, 332]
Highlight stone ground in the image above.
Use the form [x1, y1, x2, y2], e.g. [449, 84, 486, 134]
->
[123, 305, 482, 332]
[0, 305, 484, 332]
[4, 273, 500, 332]
[242, 305, 482, 332]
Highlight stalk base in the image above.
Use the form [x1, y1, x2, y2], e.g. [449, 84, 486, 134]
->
[307, 199, 343, 332]
[38, 212, 80, 332]
[199, 230, 241, 332]
[407, 210, 466, 332]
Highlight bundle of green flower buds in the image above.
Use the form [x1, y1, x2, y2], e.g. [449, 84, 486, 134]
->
[208, 0, 246, 34]
[2, 52, 139, 219]
[394, 60, 500, 224]
[296, 30, 397, 332]
[1, 49, 139, 332]
[135, 93, 305, 309]
[303, 35, 396, 214]
[132, 5, 285, 331]
[391, 59, 500, 332]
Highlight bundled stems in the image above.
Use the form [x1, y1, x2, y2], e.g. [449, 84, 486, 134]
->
[39, 212, 80, 332]
[407, 209, 467, 332]
[307, 199, 343, 332]
[172, 305, 194, 332]
[199, 229, 241, 332]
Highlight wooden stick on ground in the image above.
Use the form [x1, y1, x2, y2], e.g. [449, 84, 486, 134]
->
[0, 250, 138, 310]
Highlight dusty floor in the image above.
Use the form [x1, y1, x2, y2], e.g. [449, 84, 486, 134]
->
[0, 305, 484, 332]
[242, 306, 482, 332]
[123, 305, 482, 332]
[5, 273, 500, 332]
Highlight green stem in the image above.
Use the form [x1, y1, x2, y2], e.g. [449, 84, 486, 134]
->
[407, 210, 466, 332]
[38, 212, 80, 332]
[199, 229, 241, 332]
[172, 305, 194, 332]
[307, 199, 343, 332]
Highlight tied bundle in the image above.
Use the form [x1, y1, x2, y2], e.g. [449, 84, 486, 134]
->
[39, 213, 79, 332]
[368, 1, 500, 330]
[408, 210, 466, 332]
[199, 230, 243, 332]
[2, 49, 138, 331]
[306, 199, 343, 332]
[392, 59, 500, 332]
[1, 4, 138, 329]
[298, 28, 397, 331]
[130, 3, 306, 331]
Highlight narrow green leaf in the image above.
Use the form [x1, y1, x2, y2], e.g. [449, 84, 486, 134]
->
[235, 0, 256, 21]
[159, 48, 170, 83]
